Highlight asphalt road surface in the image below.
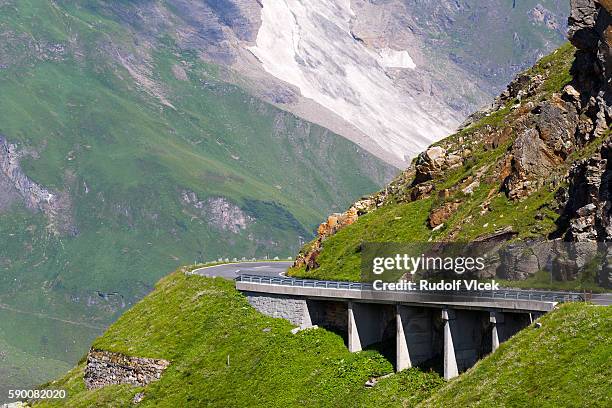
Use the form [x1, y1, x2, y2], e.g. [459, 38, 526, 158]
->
[591, 293, 612, 306]
[192, 261, 292, 280]
[192, 261, 611, 306]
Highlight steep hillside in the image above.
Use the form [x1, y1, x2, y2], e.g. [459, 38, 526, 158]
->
[31, 270, 444, 408]
[422, 302, 611, 407]
[0, 0, 394, 394]
[246, 0, 571, 165]
[61, 0, 570, 166]
[28, 270, 611, 407]
[290, 1, 612, 290]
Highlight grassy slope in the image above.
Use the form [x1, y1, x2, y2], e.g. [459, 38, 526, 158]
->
[0, 0, 393, 393]
[33, 271, 443, 408]
[32, 271, 611, 407]
[0, 336, 71, 400]
[289, 43, 596, 285]
[422, 303, 612, 408]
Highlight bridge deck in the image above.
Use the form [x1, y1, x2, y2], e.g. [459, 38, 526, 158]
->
[235, 274, 586, 313]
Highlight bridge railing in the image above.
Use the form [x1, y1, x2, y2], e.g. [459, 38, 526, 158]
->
[235, 274, 586, 303]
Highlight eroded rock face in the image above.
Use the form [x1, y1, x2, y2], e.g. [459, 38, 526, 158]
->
[84, 349, 170, 390]
[555, 1, 612, 241]
[0, 135, 76, 236]
[560, 138, 612, 241]
[569, 0, 612, 110]
[504, 99, 579, 199]
[181, 191, 252, 234]
[569, 0, 612, 75]
[569, 0, 601, 50]
[504, 1, 611, 201]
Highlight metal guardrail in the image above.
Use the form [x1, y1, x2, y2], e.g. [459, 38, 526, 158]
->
[235, 274, 586, 303]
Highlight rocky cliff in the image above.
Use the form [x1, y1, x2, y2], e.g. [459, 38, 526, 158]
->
[292, 0, 612, 287]
[560, 0, 612, 241]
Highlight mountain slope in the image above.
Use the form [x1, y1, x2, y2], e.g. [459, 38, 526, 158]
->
[68, 0, 569, 166]
[0, 0, 395, 395]
[290, 1, 612, 290]
[31, 270, 444, 408]
[241, 0, 572, 165]
[422, 302, 611, 407]
[30, 269, 610, 407]
[288, 41, 580, 281]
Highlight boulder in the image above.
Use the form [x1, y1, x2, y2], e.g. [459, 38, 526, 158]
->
[428, 201, 461, 228]
[503, 101, 578, 199]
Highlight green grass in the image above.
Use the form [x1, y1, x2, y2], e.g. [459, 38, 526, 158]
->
[31, 271, 611, 407]
[0, 336, 71, 400]
[290, 198, 434, 281]
[0, 0, 395, 393]
[422, 303, 612, 408]
[290, 42, 598, 284]
[32, 270, 443, 407]
[527, 42, 576, 96]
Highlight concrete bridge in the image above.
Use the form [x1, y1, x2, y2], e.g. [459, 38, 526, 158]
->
[193, 262, 587, 380]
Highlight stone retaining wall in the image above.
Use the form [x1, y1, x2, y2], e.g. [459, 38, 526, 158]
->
[84, 349, 170, 390]
[244, 292, 311, 327]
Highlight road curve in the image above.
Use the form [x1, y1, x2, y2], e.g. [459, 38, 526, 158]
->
[192, 261, 292, 280]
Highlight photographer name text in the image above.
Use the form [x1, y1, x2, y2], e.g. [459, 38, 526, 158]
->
[373, 279, 500, 292]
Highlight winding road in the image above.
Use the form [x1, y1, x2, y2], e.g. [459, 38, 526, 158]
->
[192, 261, 292, 280]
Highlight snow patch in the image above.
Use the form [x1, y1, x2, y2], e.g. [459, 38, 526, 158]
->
[377, 48, 416, 69]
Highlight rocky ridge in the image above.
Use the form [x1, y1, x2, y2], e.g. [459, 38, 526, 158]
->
[294, 0, 612, 275]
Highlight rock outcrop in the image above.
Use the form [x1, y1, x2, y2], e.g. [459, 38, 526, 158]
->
[568, 0, 612, 129]
[181, 191, 252, 234]
[293, 0, 612, 273]
[293, 208, 358, 270]
[560, 137, 612, 241]
[414, 146, 464, 185]
[557, 0, 612, 241]
[84, 349, 170, 390]
[503, 97, 578, 199]
[0, 135, 76, 236]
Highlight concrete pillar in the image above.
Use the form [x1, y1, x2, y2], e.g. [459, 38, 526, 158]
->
[300, 302, 313, 329]
[348, 302, 362, 352]
[442, 309, 458, 380]
[490, 311, 504, 352]
[396, 305, 411, 371]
